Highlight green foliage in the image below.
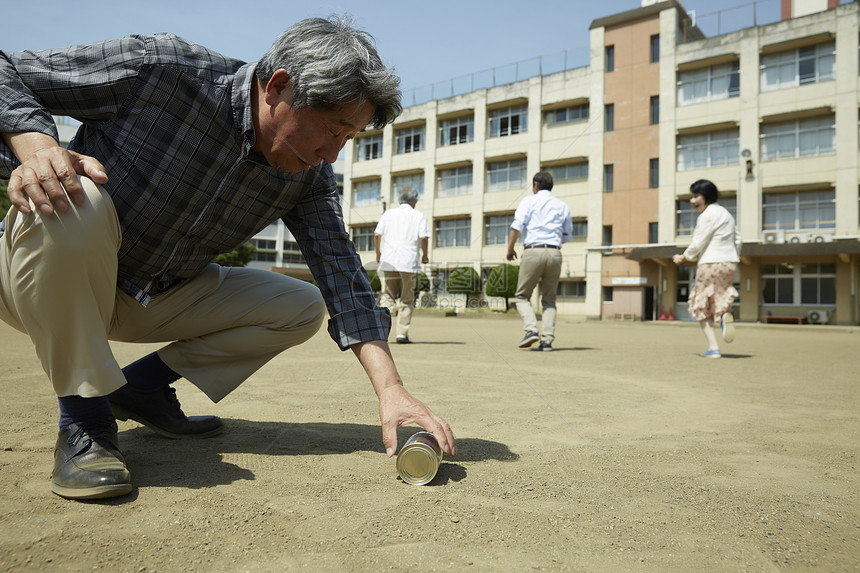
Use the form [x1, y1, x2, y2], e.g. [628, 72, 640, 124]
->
[413, 271, 430, 295]
[446, 266, 482, 294]
[214, 242, 256, 267]
[0, 179, 10, 220]
[365, 269, 382, 292]
[485, 264, 519, 298]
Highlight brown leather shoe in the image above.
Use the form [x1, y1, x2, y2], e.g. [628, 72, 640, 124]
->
[51, 419, 132, 500]
[108, 384, 223, 439]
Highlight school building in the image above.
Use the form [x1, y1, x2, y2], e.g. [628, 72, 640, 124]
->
[333, 0, 860, 325]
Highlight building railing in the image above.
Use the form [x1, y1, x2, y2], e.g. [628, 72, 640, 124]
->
[402, 46, 589, 108]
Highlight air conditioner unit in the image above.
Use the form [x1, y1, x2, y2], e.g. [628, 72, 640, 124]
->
[762, 230, 784, 244]
[809, 233, 834, 243]
[807, 309, 830, 324]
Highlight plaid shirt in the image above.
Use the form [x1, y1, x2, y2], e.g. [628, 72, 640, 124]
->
[0, 33, 389, 349]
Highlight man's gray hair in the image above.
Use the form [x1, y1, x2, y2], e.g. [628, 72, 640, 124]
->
[398, 186, 419, 205]
[256, 15, 402, 128]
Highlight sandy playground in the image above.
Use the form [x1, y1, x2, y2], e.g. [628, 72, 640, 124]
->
[0, 313, 857, 572]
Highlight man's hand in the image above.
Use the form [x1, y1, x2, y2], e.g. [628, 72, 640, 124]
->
[377, 384, 456, 458]
[506, 247, 517, 261]
[351, 340, 456, 458]
[3, 133, 107, 215]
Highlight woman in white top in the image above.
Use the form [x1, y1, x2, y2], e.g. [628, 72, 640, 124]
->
[673, 180, 742, 358]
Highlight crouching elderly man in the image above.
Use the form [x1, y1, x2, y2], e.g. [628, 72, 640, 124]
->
[0, 16, 455, 500]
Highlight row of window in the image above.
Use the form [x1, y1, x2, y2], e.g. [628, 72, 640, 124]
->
[676, 262, 835, 307]
[355, 133, 839, 206]
[356, 105, 533, 162]
[352, 188, 834, 254]
[616, 39, 835, 107]
[359, 115, 837, 195]
[432, 261, 834, 306]
[352, 216, 585, 251]
[352, 159, 588, 206]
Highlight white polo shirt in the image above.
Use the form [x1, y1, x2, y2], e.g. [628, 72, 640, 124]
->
[374, 204, 430, 273]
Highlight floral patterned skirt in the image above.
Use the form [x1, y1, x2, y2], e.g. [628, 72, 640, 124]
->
[688, 262, 738, 322]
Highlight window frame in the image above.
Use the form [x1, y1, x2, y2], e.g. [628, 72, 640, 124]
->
[677, 61, 740, 106]
[439, 115, 474, 146]
[435, 217, 472, 248]
[395, 125, 425, 154]
[355, 133, 383, 162]
[486, 159, 528, 192]
[436, 166, 473, 197]
[488, 106, 528, 138]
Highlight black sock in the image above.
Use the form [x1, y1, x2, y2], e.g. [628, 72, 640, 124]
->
[122, 351, 181, 391]
[58, 395, 113, 430]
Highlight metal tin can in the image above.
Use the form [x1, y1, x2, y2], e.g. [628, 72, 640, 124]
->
[396, 431, 443, 485]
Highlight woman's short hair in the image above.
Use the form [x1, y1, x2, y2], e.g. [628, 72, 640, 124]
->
[398, 186, 419, 205]
[256, 15, 402, 128]
[689, 179, 719, 204]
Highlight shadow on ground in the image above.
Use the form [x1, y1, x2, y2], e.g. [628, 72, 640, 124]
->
[119, 420, 515, 491]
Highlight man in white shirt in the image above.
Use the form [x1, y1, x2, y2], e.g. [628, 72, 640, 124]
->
[506, 172, 573, 351]
[375, 187, 430, 343]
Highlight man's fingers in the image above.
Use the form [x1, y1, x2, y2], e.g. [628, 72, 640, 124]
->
[381, 422, 398, 458]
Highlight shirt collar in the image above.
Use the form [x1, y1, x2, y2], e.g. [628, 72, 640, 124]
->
[231, 62, 258, 157]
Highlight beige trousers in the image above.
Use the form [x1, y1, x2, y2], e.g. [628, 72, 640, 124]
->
[514, 248, 562, 342]
[0, 178, 325, 402]
[378, 271, 417, 338]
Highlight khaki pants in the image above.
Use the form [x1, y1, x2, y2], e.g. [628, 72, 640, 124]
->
[0, 178, 325, 402]
[514, 248, 562, 342]
[378, 271, 417, 338]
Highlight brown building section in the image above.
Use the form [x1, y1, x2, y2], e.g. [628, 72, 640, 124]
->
[601, 10, 662, 318]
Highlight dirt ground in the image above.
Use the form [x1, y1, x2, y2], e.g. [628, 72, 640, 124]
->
[0, 312, 857, 572]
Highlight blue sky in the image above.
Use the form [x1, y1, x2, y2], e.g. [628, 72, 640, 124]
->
[1, 0, 790, 94]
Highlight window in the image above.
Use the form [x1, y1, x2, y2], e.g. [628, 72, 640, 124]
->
[435, 218, 471, 248]
[762, 190, 835, 231]
[678, 62, 740, 106]
[439, 115, 474, 146]
[437, 166, 473, 197]
[395, 126, 424, 154]
[760, 116, 835, 161]
[250, 238, 277, 263]
[487, 159, 527, 192]
[489, 106, 528, 138]
[546, 162, 588, 182]
[604, 104, 614, 132]
[603, 286, 614, 302]
[648, 222, 658, 244]
[545, 103, 589, 126]
[355, 134, 382, 161]
[602, 225, 613, 246]
[603, 164, 614, 193]
[281, 240, 306, 264]
[650, 35, 660, 63]
[761, 42, 835, 92]
[650, 96, 659, 124]
[571, 219, 588, 238]
[485, 214, 515, 246]
[761, 263, 835, 305]
[605, 45, 615, 72]
[677, 198, 737, 236]
[353, 180, 380, 207]
[393, 173, 424, 200]
[557, 281, 586, 298]
[649, 158, 659, 188]
[352, 226, 375, 252]
[677, 129, 740, 171]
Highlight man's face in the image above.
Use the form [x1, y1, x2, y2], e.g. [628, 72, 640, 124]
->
[254, 70, 376, 173]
